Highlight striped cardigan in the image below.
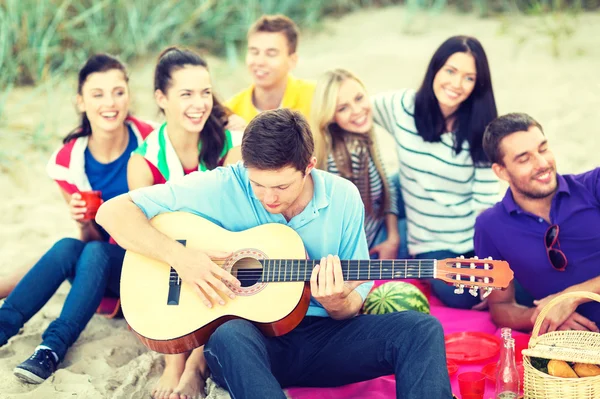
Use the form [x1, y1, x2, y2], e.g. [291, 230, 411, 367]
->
[372, 89, 500, 255]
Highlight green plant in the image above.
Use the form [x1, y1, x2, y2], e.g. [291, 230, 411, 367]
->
[0, 0, 403, 91]
[498, 0, 582, 58]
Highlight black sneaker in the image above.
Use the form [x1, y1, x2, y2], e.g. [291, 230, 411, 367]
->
[13, 348, 58, 384]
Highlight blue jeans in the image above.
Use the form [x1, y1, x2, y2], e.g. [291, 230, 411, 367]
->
[418, 250, 536, 309]
[204, 313, 452, 399]
[0, 238, 124, 361]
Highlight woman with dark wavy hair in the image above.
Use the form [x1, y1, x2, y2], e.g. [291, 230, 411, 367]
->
[127, 46, 241, 399]
[372, 35, 500, 309]
[128, 46, 241, 189]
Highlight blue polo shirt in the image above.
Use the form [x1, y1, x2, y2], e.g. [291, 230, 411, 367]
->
[474, 168, 600, 324]
[128, 162, 373, 317]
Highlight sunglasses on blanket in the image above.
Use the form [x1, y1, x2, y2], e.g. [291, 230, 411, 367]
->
[545, 224, 568, 271]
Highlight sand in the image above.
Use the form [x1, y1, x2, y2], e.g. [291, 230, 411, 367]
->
[0, 5, 599, 399]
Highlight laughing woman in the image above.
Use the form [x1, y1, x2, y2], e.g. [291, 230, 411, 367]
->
[128, 47, 242, 189]
[371, 35, 500, 308]
[0, 54, 153, 384]
[126, 47, 242, 399]
[312, 68, 409, 261]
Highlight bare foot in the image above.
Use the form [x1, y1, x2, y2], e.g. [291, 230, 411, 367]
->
[152, 354, 187, 399]
[170, 367, 205, 399]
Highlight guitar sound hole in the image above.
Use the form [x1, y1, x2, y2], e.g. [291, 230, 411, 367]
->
[231, 257, 263, 287]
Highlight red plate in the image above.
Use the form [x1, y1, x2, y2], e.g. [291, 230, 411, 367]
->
[445, 332, 502, 364]
[447, 359, 458, 376]
[482, 361, 525, 383]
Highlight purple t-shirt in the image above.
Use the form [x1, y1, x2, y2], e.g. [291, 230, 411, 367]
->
[474, 168, 600, 324]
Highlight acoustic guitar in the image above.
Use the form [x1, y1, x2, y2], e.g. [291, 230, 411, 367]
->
[120, 212, 513, 354]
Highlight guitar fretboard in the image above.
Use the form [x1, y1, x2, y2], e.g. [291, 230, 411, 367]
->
[247, 259, 437, 283]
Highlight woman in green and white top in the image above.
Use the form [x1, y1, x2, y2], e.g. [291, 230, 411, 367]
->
[126, 46, 241, 399]
[128, 46, 241, 188]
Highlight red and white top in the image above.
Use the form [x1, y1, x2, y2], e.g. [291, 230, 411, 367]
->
[46, 116, 155, 194]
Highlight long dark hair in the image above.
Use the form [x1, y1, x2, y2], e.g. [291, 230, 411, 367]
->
[154, 46, 230, 171]
[63, 54, 129, 144]
[414, 35, 497, 165]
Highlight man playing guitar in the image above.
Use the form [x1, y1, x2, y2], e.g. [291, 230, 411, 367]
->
[97, 109, 452, 399]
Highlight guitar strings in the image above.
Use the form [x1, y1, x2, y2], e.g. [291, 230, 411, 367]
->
[229, 266, 485, 282]
[217, 268, 439, 281]
[234, 272, 437, 279]
[170, 260, 488, 282]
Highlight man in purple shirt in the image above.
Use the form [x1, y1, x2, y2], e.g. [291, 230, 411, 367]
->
[475, 112, 600, 334]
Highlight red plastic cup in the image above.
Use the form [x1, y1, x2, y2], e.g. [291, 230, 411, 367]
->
[80, 190, 102, 221]
[458, 371, 485, 399]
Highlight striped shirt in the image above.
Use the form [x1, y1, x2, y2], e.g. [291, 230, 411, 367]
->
[326, 146, 399, 247]
[372, 89, 500, 255]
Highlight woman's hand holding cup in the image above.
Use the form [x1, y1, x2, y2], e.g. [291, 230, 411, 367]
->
[71, 191, 103, 222]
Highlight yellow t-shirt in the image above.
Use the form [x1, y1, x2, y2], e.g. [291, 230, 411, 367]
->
[225, 75, 315, 123]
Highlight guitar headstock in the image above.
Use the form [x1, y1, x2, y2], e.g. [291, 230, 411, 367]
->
[435, 256, 514, 298]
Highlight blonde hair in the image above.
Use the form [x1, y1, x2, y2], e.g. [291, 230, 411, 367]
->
[310, 68, 392, 215]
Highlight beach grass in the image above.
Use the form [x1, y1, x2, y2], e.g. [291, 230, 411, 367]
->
[0, 0, 594, 91]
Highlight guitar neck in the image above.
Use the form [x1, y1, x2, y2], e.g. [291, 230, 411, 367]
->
[256, 259, 437, 282]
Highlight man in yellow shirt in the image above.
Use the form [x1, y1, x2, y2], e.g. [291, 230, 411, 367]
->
[226, 15, 315, 125]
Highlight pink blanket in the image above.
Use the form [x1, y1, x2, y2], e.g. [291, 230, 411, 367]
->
[286, 280, 528, 399]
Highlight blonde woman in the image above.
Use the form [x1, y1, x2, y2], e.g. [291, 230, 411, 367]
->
[312, 68, 408, 260]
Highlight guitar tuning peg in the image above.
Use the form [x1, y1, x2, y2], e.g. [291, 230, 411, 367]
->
[454, 284, 465, 295]
[483, 263, 490, 270]
[487, 256, 493, 260]
[459, 255, 465, 259]
[482, 287, 494, 299]
[473, 255, 479, 259]
[469, 286, 479, 297]
[470, 262, 476, 269]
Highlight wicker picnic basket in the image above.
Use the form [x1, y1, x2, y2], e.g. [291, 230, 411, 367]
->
[522, 291, 600, 399]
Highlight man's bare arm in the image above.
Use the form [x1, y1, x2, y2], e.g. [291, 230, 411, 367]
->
[488, 281, 536, 332]
[96, 194, 240, 307]
[96, 194, 183, 265]
[531, 276, 600, 333]
[323, 290, 364, 320]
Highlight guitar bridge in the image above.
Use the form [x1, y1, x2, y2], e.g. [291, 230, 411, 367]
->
[167, 240, 185, 305]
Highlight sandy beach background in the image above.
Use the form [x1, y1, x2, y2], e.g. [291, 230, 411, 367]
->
[0, 5, 599, 399]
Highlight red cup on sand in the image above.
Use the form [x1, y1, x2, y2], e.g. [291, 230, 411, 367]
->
[80, 190, 102, 221]
[458, 371, 485, 399]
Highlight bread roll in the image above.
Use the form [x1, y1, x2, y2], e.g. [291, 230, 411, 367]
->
[573, 363, 600, 377]
[548, 360, 579, 378]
